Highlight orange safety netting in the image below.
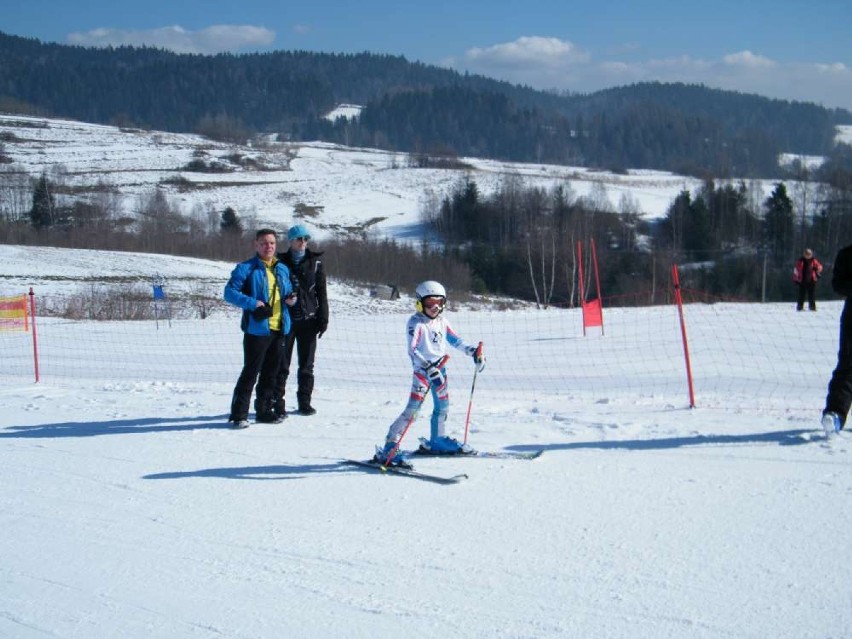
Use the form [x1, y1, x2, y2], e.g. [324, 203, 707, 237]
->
[0, 294, 29, 332]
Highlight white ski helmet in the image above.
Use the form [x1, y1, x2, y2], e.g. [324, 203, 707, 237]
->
[415, 280, 446, 314]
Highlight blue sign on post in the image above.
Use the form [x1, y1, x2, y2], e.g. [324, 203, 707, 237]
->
[151, 275, 170, 328]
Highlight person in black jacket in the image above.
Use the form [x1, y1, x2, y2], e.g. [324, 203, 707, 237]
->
[273, 224, 329, 417]
[822, 244, 852, 434]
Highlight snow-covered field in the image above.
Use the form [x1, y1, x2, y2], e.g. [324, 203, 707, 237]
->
[3, 113, 839, 242]
[2, 113, 852, 637]
[1, 245, 851, 638]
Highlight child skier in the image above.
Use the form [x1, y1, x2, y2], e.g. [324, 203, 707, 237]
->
[373, 280, 486, 467]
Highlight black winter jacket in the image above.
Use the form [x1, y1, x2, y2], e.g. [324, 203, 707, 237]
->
[832, 245, 852, 299]
[279, 249, 329, 326]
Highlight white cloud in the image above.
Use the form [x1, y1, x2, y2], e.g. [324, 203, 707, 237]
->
[722, 50, 775, 68]
[66, 25, 275, 54]
[815, 62, 848, 74]
[465, 36, 590, 69]
[449, 36, 852, 111]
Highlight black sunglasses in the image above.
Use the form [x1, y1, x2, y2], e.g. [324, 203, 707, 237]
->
[293, 236, 309, 242]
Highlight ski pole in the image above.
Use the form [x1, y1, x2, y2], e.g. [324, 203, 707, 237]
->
[462, 342, 483, 445]
[383, 354, 449, 469]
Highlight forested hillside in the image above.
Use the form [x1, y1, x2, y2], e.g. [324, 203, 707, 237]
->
[1, 31, 849, 177]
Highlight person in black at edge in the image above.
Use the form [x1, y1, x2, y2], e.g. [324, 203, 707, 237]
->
[273, 224, 329, 417]
[822, 244, 852, 435]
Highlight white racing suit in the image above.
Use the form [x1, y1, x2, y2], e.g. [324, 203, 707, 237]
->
[384, 311, 477, 446]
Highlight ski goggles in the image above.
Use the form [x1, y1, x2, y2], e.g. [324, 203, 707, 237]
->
[422, 296, 445, 309]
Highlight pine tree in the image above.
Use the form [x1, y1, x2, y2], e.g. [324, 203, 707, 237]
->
[763, 183, 795, 265]
[220, 207, 243, 234]
[29, 174, 55, 229]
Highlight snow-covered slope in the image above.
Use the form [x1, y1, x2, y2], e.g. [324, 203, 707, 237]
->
[1, 243, 851, 638]
[2, 113, 852, 638]
[4, 114, 848, 244]
[0, 113, 738, 240]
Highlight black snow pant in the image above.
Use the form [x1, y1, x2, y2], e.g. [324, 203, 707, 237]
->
[229, 331, 284, 421]
[825, 300, 852, 427]
[797, 282, 817, 310]
[275, 319, 319, 411]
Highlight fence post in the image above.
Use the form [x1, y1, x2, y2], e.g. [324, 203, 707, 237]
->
[28, 287, 40, 383]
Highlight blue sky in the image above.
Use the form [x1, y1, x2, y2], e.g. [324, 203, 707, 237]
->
[5, 0, 852, 112]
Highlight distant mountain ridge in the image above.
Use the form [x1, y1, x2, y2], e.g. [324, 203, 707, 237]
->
[1, 31, 850, 177]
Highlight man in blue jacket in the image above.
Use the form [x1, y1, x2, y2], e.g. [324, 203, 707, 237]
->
[224, 229, 296, 428]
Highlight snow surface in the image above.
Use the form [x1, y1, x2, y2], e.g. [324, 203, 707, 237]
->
[2, 112, 852, 637]
[777, 153, 825, 170]
[2, 245, 852, 638]
[323, 104, 365, 121]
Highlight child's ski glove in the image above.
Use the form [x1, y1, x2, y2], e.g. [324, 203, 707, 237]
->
[466, 342, 486, 373]
[425, 362, 446, 387]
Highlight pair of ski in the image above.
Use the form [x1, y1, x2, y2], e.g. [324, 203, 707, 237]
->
[342, 448, 543, 485]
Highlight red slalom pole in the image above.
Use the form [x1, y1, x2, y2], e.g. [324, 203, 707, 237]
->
[671, 264, 695, 408]
[28, 287, 40, 383]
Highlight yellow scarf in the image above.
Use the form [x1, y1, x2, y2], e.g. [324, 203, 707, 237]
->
[261, 259, 282, 331]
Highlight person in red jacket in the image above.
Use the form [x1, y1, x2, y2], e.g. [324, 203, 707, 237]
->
[793, 248, 823, 311]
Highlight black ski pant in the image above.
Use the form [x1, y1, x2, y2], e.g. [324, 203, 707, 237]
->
[229, 331, 284, 421]
[275, 319, 319, 410]
[825, 300, 852, 427]
[797, 282, 817, 310]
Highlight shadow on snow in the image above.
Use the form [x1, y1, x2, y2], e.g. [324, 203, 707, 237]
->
[0, 415, 229, 438]
[505, 428, 817, 453]
[144, 463, 345, 481]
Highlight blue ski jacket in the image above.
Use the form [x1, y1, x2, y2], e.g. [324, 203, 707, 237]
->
[224, 255, 293, 336]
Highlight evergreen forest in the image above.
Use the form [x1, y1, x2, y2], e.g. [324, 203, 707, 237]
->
[1, 31, 850, 177]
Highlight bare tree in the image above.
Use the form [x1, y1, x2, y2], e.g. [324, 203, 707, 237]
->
[135, 188, 187, 251]
[526, 238, 542, 308]
[0, 164, 31, 222]
[790, 160, 817, 245]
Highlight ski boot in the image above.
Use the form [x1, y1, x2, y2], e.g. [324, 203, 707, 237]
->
[417, 436, 476, 456]
[372, 442, 413, 469]
[822, 411, 842, 436]
[272, 398, 288, 421]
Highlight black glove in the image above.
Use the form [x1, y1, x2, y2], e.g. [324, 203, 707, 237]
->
[251, 304, 273, 319]
[317, 318, 328, 338]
